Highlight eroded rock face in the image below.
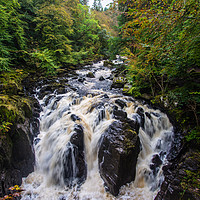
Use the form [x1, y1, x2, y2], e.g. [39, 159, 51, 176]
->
[98, 120, 140, 196]
[155, 151, 200, 200]
[0, 119, 35, 197]
[0, 92, 37, 196]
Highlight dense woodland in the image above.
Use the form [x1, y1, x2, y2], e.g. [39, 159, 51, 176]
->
[0, 0, 199, 198]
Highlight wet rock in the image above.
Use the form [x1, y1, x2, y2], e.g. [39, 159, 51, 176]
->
[136, 107, 145, 128]
[122, 84, 132, 95]
[78, 77, 85, 83]
[0, 121, 35, 196]
[0, 169, 22, 197]
[31, 119, 40, 137]
[86, 72, 95, 78]
[155, 151, 200, 200]
[103, 60, 114, 68]
[11, 123, 35, 177]
[102, 94, 109, 99]
[113, 109, 127, 121]
[152, 154, 163, 167]
[98, 120, 140, 196]
[111, 81, 124, 89]
[167, 131, 184, 161]
[34, 138, 41, 145]
[145, 112, 151, 119]
[71, 114, 81, 121]
[115, 99, 127, 109]
[64, 124, 87, 186]
[99, 76, 105, 81]
[150, 154, 163, 175]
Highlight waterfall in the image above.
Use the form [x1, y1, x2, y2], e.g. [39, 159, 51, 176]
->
[21, 61, 174, 200]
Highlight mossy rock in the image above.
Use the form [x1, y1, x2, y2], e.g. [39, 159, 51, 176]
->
[86, 72, 95, 78]
[122, 84, 132, 95]
[103, 60, 114, 68]
[111, 77, 127, 89]
[0, 70, 28, 95]
[0, 95, 32, 124]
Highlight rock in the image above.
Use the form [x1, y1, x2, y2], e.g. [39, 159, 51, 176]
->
[101, 94, 109, 99]
[136, 107, 145, 128]
[0, 119, 35, 196]
[155, 151, 200, 200]
[64, 124, 87, 186]
[152, 154, 162, 167]
[71, 114, 81, 121]
[98, 120, 140, 196]
[11, 122, 35, 177]
[0, 169, 22, 197]
[111, 81, 125, 89]
[150, 154, 163, 175]
[99, 76, 105, 81]
[103, 60, 114, 68]
[86, 72, 95, 78]
[34, 138, 41, 145]
[78, 77, 85, 83]
[115, 99, 127, 109]
[113, 109, 127, 121]
[122, 84, 132, 95]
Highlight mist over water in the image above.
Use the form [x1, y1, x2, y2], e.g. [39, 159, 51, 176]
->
[21, 61, 174, 200]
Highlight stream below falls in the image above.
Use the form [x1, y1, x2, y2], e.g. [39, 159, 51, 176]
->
[21, 61, 174, 200]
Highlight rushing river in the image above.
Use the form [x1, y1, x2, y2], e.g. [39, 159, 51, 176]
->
[21, 61, 174, 200]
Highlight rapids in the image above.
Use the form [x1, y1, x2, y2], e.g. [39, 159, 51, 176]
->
[21, 61, 174, 200]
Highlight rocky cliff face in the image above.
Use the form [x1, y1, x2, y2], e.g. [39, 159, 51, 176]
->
[0, 72, 40, 197]
[155, 150, 200, 200]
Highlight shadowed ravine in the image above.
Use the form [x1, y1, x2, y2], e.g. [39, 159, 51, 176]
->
[21, 61, 174, 200]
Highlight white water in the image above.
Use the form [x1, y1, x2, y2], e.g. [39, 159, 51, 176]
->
[21, 61, 174, 200]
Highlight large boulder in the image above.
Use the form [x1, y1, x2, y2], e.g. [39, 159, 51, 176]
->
[64, 124, 87, 187]
[98, 120, 140, 196]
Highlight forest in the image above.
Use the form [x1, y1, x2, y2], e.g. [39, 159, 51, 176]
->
[0, 0, 199, 199]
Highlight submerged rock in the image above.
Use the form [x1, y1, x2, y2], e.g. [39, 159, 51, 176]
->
[98, 120, 140, 196]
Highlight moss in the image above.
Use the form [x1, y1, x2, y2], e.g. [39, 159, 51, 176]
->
[113, 77, 126, 83]
[0, 69, 28, 95]
[0, 95, 32, 124]
[103, 60, 114, 67]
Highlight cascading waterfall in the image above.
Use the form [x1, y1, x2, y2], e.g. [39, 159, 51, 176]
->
[21, 61, 174, 200]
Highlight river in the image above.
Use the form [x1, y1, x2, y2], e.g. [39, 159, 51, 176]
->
[21, 61, 174, 200]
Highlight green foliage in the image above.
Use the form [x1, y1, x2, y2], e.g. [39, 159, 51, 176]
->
[181, 166, 200, 199]
[0, 0, 114, 73]
[30, 49, 59, 73]
[0, 0, 25, 71]
[0, 121, 12, 135]
[185, 127, 200, 144]
[115, 0, 200, 129]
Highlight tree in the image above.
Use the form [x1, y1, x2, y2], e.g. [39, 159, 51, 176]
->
[79, 0, 88, 5]
[115, 0, 200, 128]
[0, 0, 26, 71]
[92, 0, 103, 11]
